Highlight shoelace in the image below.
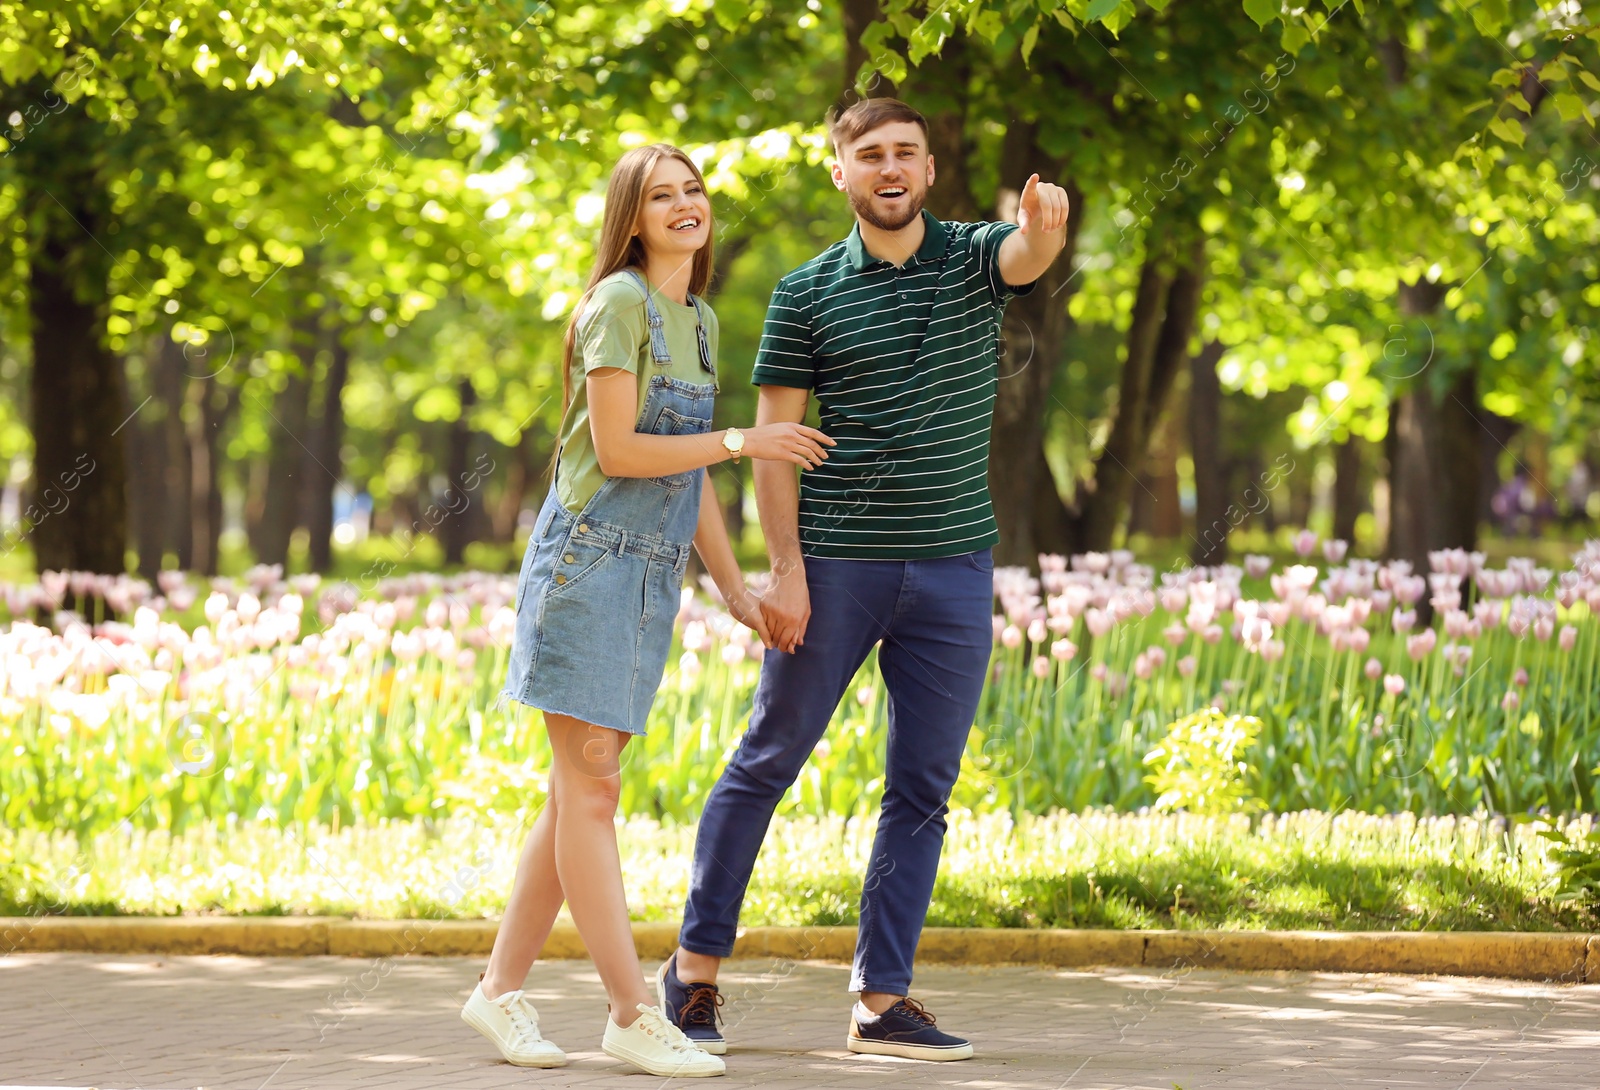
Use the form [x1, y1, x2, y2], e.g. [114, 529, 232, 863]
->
[893, 997, 937, 1027]
[495, 990, 544, 1045]
[634, 1004, 697, 1054]
[679, 983, 724, 1028]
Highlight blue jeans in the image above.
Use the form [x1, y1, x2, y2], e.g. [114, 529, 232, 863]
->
[679, 550, 995, 994]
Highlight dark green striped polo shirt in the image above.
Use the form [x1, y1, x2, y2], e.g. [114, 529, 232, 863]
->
[751, 211, 1034, 560]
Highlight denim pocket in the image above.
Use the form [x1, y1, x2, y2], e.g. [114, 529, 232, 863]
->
[650, 408, 712, 491]
[545, 532, 615, 598]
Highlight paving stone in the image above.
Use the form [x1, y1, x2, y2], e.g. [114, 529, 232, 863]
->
[0, 955, 1597, 1089]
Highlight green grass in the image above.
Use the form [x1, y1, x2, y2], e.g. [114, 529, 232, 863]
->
[4, 810, 1594, 932]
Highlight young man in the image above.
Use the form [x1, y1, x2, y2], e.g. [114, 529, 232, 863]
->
[659, 98, 1070, 1060]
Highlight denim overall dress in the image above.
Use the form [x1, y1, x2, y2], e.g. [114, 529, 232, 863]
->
[500, 271, 716, 735]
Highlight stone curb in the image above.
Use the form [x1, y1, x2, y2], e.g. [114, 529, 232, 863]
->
[5, 917, 1595, 983]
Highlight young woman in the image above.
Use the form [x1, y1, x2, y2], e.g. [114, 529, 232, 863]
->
[460, 144, 833, 1078]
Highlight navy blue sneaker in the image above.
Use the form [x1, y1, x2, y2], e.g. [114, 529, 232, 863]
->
[847, 998, 973, 1061]
[655, 953, 727, 1055]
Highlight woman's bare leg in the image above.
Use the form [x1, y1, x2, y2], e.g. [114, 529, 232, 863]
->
[480, 781, 565, 999]
[544, 712, 653, 1023]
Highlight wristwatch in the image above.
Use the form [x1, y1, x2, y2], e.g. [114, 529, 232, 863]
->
[722, 427, 746, 462]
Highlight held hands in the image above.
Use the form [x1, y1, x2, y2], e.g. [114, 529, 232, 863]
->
[1017, 173, 1070, 236]
[725, 585, 774, 648]
[739, 423, 835, 468]
[760, 560, 811, 654]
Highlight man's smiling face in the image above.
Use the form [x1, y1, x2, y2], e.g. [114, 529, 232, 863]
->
[832, 120, 935, 232]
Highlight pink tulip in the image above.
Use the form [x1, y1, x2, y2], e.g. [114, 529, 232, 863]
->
[1050, 638, 1077, 662]
[1001, 624, 1023, 649]
[1244, 554, 1272, 579]
[1323, 539, 1349, 563]
[1027, 618, 1048, 645]
[679, 650, 702, 677]
[1261, 639, 1286, 662]
[1177, 655, 1197, 676]
[1133, 652, 1154, 681]
[1163, 623, 1187, 647]
[1534, 617, 1554, 642]
[1364, 657, 1383, 680]
[1090, 662, 1108, 682]
[1406, 629, 1437, 661]
[1391, 608, 1416, 634]
[1346, 627, 1371, 654]
[1383, 673, 1406, 696]
[1085, 609, 1113, 639]
[1502, 690, 1520, 712]
[1513, 667, 1529, 687]
[1294, 529, 1318, 558]
[1560, 624, 1578, 652]
[1202, 624, 1224, 645]
[1032, 655, 1051, 679]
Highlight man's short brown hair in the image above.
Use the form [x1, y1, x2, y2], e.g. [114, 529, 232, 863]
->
[827, 98, 928, 153]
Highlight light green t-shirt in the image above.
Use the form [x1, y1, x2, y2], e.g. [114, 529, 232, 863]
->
[554, 270, 721, 513]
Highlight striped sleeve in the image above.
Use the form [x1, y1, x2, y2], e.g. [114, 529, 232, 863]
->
[968, 220, 1037, 302]
[750, 279, 815, 389]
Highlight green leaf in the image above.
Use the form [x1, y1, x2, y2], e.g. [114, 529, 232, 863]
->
[1490, 67, 1521, 88]
[1021, 23, 1041, 63]
[1146, 0, 1174, 10]
[1537, 60, 1568, 82]
[1554, 92, 1588, 123]
[1085, 0, 1121, 23]
[1461, 98, 1495, 115]
[1243, 0, 1279, 28]
[1281, 21, 1309, 54]
[1472, 0, 1509, 36]
[1488, 115, 1526, 147]
[1578, 69, 1600, 93]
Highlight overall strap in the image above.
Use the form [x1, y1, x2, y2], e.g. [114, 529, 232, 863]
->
[687, 293, 715, 377]
[621, 269, 673, 366]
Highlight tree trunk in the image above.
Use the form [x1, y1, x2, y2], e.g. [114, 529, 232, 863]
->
[1438, 367, 1481, 552]
[188, 376, 234, 577]
[159, 335, 195, 571]
[1332, 435, 1364, 546]
[988, 121, 1082, 566]
[1076, 256, 1171, 552]
[1386, 278, 1452, 612]
[1188, 340, 1227, 565]
[126, 349, 169, 580]
[441, 378, 478, 567]
[305, 328, 350, 572]
[494, 428, 541, 543]
[24, 175, 129, 579]
[251, 362, 312, 569]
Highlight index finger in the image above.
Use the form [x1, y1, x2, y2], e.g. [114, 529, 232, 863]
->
[799, 426, 836, 445]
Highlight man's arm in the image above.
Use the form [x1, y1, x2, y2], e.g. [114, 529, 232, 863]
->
[997, 173, 1071, 287]
[754, 384, 811, 653]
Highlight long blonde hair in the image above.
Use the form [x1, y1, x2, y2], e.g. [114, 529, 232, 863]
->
[559, 144, 715, 419]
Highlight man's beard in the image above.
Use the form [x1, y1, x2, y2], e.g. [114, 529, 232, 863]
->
[847, 184, 925, 232]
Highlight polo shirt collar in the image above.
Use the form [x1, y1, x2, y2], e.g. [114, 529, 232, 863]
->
[844, 209, 949, 271]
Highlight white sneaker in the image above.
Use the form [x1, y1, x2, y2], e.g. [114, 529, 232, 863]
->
[602, 1003, 726, 1077]
[461, 982, 567, 1067]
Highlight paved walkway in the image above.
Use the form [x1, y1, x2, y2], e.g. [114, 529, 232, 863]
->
[1, 954, 1597, 1089]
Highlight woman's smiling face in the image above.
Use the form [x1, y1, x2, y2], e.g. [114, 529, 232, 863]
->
[634, 155, 711, 260]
